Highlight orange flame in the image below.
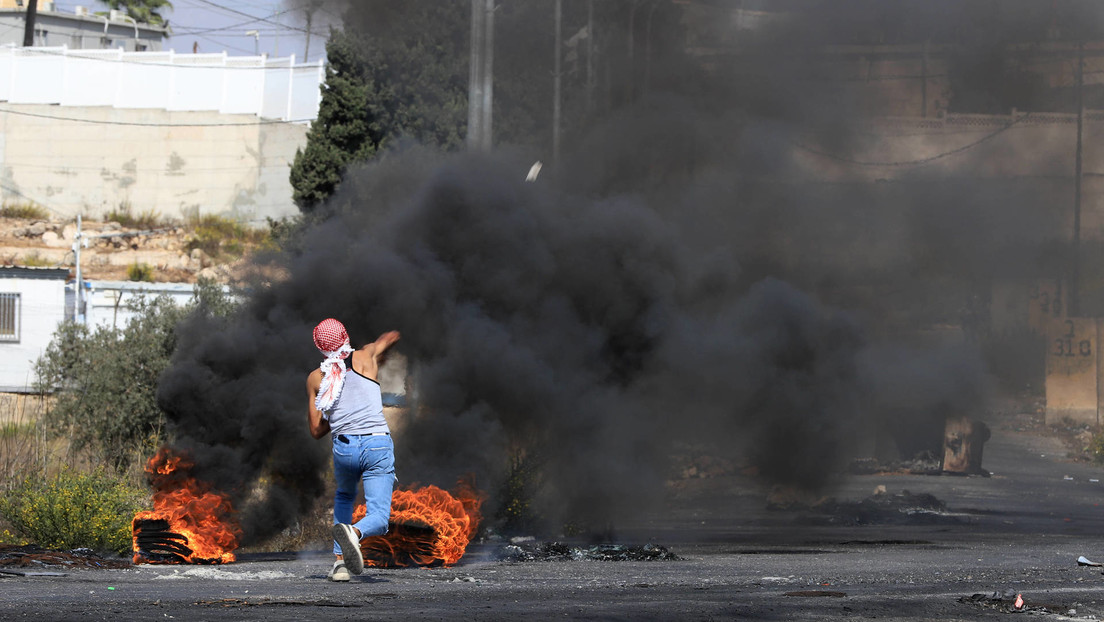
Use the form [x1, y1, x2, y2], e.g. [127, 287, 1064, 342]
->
[352, 479, 485, 568]
[132, 447, 241, 564]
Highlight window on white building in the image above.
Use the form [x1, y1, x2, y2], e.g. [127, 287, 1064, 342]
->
[0, 292, 19, 342]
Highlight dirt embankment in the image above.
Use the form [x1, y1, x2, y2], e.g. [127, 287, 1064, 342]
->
[0, 217, 250, 283]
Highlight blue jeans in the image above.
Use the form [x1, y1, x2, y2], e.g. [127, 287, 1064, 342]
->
[332, 433, 397, 555]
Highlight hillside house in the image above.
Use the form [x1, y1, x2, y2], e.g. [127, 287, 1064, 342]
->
[0, 265, 67, 392]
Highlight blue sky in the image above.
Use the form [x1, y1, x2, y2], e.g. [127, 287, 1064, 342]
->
[51, 0, 340, 62]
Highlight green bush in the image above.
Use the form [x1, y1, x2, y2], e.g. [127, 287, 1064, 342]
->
[263, 216, 303, 251]
[0, 421, 34, 439]
[0, 467, 149, 554]
[0, 202, 48, 219]
[21, 251, 53, 268]
[1089, 430, 1104, 465]
[495, 449, 545, 535]
[34, 281, 238, 473]
[126, 262, 155, 282]
[185, 213, 265, 259]
[105, 203, 162, 229]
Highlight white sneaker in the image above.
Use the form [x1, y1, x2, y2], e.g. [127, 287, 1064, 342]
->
[332, 523, 364, 575]
[328, 560, 350, 582]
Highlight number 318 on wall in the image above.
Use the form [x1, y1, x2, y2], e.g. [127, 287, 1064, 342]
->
[1055, 320, 1093, 357]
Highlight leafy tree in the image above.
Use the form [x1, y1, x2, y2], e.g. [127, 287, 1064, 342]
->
[289, 1, 468, 212]
[99, 0, 173, 27]
[33, 280, 235, 473]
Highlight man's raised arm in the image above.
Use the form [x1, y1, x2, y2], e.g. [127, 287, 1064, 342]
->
[369, 331, 401, 362]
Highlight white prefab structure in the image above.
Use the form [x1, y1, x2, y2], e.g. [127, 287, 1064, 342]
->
[0, 266, 68, 392]
[73, 280, 206, 330]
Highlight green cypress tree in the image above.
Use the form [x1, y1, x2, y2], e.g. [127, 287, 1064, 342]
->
[290, 29, 376, 212]
[289, 2, 469, 213]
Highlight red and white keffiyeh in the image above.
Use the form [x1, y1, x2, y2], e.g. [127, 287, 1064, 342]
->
[313, 318, 354, 413]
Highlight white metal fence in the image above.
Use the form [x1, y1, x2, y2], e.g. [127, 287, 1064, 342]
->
[0, 45, 324, 122]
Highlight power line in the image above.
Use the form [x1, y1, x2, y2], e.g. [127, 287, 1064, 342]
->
[194, 32, 259, 56]
[177, 28, 305, 37]
[174, 19, 328, 38]
[171, 8, 298, 36]
[791, 113, 1031, 167]
[0, 181, 68, 218]
[0, 105, 315, 127]
[9, 160, 292, 173]
[189, 0, 324, 36]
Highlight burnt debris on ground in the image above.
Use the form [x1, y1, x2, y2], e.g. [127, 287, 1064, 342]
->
[0, 544, 129, 571]
[848, 452, 946, 476]
[790, 490, 971, 526]
[496, 541, 680, 562]
[960, 592, 1072, 615]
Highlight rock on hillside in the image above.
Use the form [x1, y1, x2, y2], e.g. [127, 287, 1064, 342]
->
[0, 216, 253, 283]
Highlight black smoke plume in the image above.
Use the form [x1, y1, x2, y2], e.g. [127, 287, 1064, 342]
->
[158, 146, 986, 542]
[155, 0, 1104, 542]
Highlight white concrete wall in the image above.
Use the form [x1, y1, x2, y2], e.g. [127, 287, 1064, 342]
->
[0, 104, 308, 222]
[0, 272, 67, 392]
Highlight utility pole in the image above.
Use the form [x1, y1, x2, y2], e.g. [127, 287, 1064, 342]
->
[22, 0, 38, 47]
[303, 4, 314, 62]
[468, 0, 494, 151]
[1072, 40, 1084, 317]
[481, 0, 494, 151]
[553, 0, 562, 165]
[626, 0, 646, 103]
[586, 0, 595, 116]
[468, 0, 486, 151]
[921, 40, 929, 118]
[274, 2, 280, 56]
[72, 214, 83, 324]
[645, 1, 661, 94]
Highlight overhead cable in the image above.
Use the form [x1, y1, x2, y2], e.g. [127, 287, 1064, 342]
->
[0, 105, 314, 127]
[792, 112, 1031, 167]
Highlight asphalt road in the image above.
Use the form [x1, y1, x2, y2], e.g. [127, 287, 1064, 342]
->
[5, 405, 1104, 621]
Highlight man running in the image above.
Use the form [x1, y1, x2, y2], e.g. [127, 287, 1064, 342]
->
[307, 318, 400, 582]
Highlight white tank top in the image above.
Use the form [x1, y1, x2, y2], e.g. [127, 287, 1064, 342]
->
[325, 368, 389, 436]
